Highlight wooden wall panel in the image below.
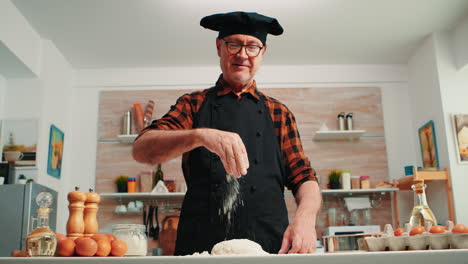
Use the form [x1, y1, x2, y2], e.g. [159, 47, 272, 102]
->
[96, 87, 391, 252]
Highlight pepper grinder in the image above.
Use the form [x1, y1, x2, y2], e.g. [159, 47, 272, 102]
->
[66, 187, 87, 239]
[83, 188, 100, 237]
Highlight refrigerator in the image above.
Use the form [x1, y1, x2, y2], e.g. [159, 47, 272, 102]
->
[0, 183, 57, 257]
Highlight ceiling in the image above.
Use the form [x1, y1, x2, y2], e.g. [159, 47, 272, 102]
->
[11, 0, 468, 69]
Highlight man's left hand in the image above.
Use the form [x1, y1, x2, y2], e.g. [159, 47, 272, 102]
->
[278, 217, 317, 254]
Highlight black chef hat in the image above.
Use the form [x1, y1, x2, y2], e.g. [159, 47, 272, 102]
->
[200, 11, 283, 45]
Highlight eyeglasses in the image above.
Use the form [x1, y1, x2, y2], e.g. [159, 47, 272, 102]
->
[223, 40, 263, 57]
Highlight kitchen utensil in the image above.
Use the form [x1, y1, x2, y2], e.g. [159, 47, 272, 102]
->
[143, 205, 148, 236]
[147, 205, 154, 238]
[154, 205, 160, 240]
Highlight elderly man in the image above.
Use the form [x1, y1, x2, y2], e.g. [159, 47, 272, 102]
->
[133, 11, 321, 255]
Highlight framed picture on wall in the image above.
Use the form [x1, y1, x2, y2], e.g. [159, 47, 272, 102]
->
[418, 120, 439, 168]
[47, 124, 64, 179]
[452, 114, 468, 164]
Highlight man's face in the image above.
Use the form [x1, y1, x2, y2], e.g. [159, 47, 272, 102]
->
[216, 34, 267, 86]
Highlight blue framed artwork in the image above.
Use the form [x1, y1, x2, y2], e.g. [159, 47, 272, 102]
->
[418, 120, 439, 168]
[47, 124, 64, 179]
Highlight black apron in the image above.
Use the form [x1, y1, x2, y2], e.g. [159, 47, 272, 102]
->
[174, 88, 289, 255]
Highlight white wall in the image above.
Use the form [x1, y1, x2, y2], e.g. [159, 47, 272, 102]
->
[434, 31, 468, 224]
[34, 39, 75, 233]
[0, 0, 42, 77]
[407, 35, 452, 224]
[453, 14, 468, 71]
[0, 75, 5, 118]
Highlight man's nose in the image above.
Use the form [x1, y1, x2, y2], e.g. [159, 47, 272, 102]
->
[236, 46, 249, 59]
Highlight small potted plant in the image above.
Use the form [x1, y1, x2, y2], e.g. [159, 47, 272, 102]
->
[114, 175, 128, 193]
[327, 170, 342, 189]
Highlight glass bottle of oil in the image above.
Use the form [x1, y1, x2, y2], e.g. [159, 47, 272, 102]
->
[409, 179, 437, 227]
[26, 192, 57, 257]
[153, 163, 164, 188]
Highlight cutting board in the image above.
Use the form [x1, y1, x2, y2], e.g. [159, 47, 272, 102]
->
[159, 215, 179, 256]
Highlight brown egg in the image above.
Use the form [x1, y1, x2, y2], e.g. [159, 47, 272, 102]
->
[56, 239, 76, 257]
[75, 238, 98, 257]
[409, 226, 426, 236]
[106, 234, 117, 242]
[95, 239, 111, 257]
[394, 228, 404, 236]
[55, 233, 67, 242]
[452, 224, 466, 233]
[110, 240, 128, 257]
[91, 234, 110, 242]
[429, 225, 446, 234]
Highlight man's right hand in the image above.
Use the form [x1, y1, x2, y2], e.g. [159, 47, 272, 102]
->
[198, 128, 249, 178]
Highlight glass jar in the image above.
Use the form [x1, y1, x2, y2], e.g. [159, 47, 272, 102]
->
[112, 224, 147, 256]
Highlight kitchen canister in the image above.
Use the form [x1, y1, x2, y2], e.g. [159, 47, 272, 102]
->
[112, 224, 147, 256]
[360, 176, 370, 189]
[351, 176, 360, 189]
[337, 112, 346, 130]
[122, 110, 132, 135]
[346, 112, 353, 130]
[341, 170, 351, 189]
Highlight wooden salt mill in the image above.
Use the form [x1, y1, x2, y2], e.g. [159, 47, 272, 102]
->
[83, 189, 100, 237]
[66, 187, 86, 239]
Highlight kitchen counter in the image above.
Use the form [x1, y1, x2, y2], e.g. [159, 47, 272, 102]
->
[1, 249, 467, 264]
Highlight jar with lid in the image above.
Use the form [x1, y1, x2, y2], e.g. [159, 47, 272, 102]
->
[360, 176, 370, 189]
[112, 224, 147, 256]
[341, 170, 351, 189]
[351, 176, 360, 189]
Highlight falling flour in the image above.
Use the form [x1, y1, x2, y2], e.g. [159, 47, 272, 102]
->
[219, 174, 242, 223]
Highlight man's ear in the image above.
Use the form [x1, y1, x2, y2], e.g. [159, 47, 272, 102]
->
[261, 44, 267, 55]
[216, 38, 222, 57]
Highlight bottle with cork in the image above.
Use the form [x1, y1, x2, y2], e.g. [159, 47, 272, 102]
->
[409, 179, 437, 227]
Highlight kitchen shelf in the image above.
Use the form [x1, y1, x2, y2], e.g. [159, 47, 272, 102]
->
[313, 130, 366, 141]
[100, 192, 185, 201]
[321, 187, 398, 194]
[117, 134, 138, 144]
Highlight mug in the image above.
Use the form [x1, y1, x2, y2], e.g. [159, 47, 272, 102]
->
[4, 151, 24, 162]
[114, 205, 127, 214]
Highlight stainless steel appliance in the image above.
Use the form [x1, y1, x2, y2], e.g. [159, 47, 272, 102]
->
[323, 225, 381, 252]
[0, 183, 57, 256]
[0, 162, 14, 184]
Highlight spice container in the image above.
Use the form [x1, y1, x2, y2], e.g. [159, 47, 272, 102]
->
[360, 176, 370, 189]
[127, 177, 137, 193]
[112, 224, 147, 256]
[351, 176, 360, 189]
[164, 179, 176, 192]
[341, 170, 351, 189]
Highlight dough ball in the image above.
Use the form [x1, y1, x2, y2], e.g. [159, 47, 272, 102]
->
[211, 239, 268, 255]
